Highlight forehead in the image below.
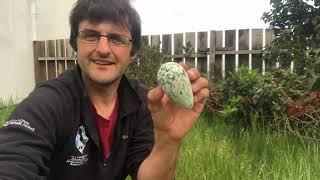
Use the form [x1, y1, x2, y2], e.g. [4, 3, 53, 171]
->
[78, 19, 131, 36]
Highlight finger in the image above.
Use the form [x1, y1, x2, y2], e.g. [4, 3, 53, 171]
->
[187, 68, 201, 82]
[193, 88, 209, 113]
[192, 77, 209, 93]
[193, 88, 209, 104]
[179, 62, 189, 71]
[178, 62, 200, 82]
[147, 86, 164, 112]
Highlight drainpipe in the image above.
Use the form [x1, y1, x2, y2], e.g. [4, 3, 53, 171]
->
[31, 0, 39, 40]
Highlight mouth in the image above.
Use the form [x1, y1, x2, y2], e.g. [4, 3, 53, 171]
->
[91, 59, 115, 65]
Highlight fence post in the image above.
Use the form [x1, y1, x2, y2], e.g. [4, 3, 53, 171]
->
[209, 30, 216, 86]
[33, 41, 46, 84]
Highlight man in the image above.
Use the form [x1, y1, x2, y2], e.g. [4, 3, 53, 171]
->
[0, 0, 209, 179]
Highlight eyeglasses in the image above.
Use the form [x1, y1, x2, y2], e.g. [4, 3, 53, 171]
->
[78, 30, 132, 47]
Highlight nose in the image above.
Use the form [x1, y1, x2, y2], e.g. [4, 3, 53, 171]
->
[95, 36, 112, 57]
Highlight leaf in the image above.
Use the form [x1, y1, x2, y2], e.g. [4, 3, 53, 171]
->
[311, 77, 320, 90]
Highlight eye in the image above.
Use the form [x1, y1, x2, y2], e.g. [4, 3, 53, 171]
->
[79, 30, 100, 42]
[108, 34, 129, 45]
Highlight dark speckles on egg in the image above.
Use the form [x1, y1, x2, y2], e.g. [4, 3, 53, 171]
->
[157, 62, 193, 109]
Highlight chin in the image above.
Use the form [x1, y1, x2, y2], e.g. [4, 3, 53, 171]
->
[90, 76, 121, 86]
[82, 69, 123, 86]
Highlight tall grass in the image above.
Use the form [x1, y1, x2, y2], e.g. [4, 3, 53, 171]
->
[0, 98, 16, 126]
[176, 113, 320, 179]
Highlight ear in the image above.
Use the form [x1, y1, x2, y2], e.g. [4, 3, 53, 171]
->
[129, 52, 138, 62]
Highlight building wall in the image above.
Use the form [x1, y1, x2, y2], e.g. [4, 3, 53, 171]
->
[0, 0, 77, 100]
[0, 0, 34, 101]
[37, 0, 76, 40]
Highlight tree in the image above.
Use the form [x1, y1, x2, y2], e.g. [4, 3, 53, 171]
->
[262, 0, 320, 75]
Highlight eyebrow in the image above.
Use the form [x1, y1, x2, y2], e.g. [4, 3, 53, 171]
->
[79, 28, 99, 33]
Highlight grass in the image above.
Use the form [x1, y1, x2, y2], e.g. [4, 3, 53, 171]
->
[1, 100, 319, 179]
[176, 113, 320, 179]
[0, 98, 15, 126]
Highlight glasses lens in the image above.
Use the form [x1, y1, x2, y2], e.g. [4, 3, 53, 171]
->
[108, 33, 131, 46]
[79, 30, 100, 43]
[78, 31, 132, 46]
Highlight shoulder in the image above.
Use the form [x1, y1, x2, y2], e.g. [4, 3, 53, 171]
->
[34, 67, 83, 102]
[7, 69, 82, 135]
[16, 68, 83, 117]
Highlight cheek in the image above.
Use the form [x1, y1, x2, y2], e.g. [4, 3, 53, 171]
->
[112, 49, 131, 62]
[77, 44, 95, 58]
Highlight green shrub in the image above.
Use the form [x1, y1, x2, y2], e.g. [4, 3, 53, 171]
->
[215, 66, 285, 128]
[211, 66, 320, 139]
[125, 45, 170, 89]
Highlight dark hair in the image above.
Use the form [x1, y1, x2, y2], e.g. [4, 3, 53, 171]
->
[69, 0, 141, 55]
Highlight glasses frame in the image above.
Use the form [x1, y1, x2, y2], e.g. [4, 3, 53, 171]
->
[77, 30, 133, 47]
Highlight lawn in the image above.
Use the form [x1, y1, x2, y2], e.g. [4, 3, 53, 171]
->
[0, 99, 15, 126]
[1, 100, 319, 179]
[176, 113, 320, 179]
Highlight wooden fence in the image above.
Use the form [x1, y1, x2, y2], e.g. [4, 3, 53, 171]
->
[33, 28, 275, 85]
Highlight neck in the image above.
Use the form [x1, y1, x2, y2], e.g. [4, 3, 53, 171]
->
[82, 73, 121, 119]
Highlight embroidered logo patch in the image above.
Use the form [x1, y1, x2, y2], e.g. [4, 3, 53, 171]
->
[4, 119, 35, 132]
[75, 125, 89, 154]
[66, 155, 88, 166]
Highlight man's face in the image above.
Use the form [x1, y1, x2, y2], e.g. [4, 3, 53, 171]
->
[76, 19, 133, 86]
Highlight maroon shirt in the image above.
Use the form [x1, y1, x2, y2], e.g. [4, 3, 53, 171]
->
[90, 99, 119, 159]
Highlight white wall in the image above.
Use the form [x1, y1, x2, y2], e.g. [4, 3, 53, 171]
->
[37, 0, 76, 40]
[0, 0, 77, 100]
[0, 0, 34, 101]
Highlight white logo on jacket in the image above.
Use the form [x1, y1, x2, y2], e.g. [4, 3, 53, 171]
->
[4, 119, 35, 132]
[66, 155, 88, 166]
[66, 125, 89, 166]
[75, 125, 89, 154]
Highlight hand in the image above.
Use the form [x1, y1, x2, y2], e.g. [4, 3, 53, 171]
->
[147, 62, 209, 144]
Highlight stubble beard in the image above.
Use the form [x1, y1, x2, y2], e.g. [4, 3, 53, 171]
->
[84, 69, 123, 88]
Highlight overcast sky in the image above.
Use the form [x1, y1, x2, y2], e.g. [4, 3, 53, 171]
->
[132, 0, 271, 35]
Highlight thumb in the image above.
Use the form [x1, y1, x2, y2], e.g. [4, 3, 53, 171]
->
[147, 86, 164, 113]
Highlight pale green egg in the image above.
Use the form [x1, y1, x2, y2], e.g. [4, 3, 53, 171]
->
[157, 62, 193, 109]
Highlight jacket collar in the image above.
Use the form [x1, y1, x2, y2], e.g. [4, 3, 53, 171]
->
[117, 74, 142, 119]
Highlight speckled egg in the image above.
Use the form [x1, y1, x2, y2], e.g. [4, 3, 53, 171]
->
[157, 62, 193, 109]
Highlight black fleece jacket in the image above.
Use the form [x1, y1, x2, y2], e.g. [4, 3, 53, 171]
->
[0, 65, 154, 180]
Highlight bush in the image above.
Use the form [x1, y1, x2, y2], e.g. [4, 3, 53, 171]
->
[209, 66, 320, 139]
[125, 45, 170, 89]
[282, 90, 320, 139]
[214, 67, 285, 128]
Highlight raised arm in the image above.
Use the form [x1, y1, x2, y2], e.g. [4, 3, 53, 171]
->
[137, 63, 209, 180]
